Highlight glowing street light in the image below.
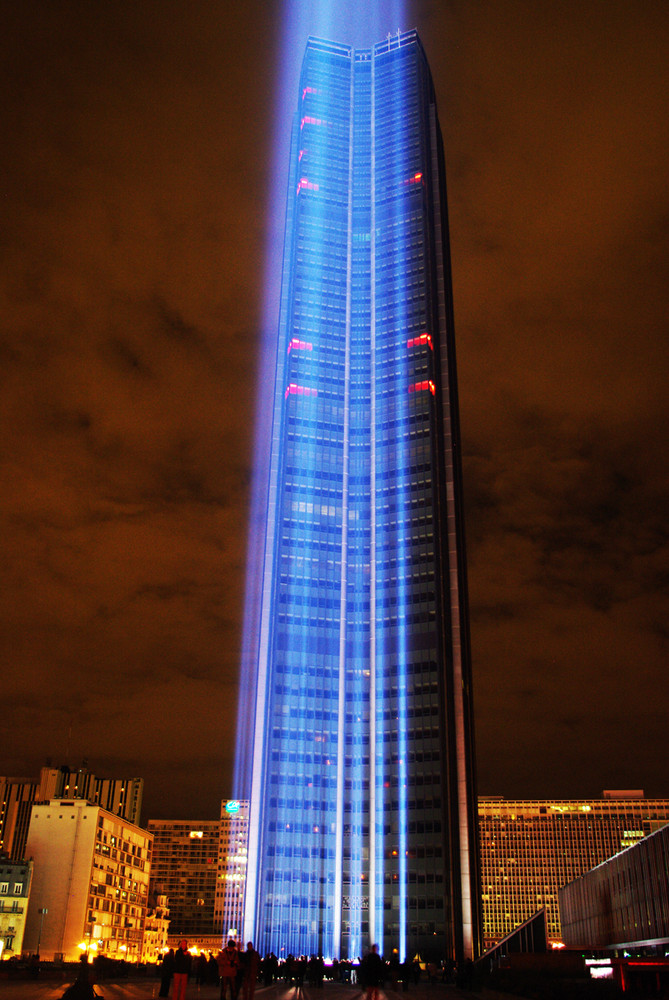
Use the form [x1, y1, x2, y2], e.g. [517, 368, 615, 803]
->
[36, 908, 48, 958]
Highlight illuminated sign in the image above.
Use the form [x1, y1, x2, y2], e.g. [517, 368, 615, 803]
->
[225, 800, 241, 814]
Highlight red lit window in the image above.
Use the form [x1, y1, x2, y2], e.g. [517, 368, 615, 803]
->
[402, 171, 424, 186]
[408, 380, 435, 396]
[285, 384, 318, 399]
[297, 178, 319, 195]
[287, 338, 313, 354]
[300, 116, 323, 130]
[302, 86, 318, 101]
[407, 333, 433, 351]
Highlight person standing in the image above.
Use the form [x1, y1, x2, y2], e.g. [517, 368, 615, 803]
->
[172, 940, 192, 1000]
[62, 955, 96, 999]
[158, 948, 175, 997]
[208, 952, 220, 984]
[217, 939, 240, 1000]
[360, 945, 384, 1000]
[196, 953, 208, 986]
[241, 942, 261, 1000]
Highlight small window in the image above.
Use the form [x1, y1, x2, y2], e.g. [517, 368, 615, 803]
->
[13, 883, 23, 895]
[0, 883, 8, 895]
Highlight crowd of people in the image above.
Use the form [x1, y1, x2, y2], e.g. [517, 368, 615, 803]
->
[155, 941, 462, 999]
[158, 939, 261, 999]
[59, 939, 466, 1000]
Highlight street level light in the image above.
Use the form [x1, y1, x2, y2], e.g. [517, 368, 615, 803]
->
[36, 908, 48, 957]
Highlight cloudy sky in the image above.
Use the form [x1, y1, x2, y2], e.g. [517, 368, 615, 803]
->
[1, 0, 667, 821]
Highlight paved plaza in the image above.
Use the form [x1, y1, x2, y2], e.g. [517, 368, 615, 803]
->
[0, 980, 508, 1000]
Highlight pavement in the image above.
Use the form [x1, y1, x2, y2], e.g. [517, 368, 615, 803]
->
[0, 980, 513, 1000]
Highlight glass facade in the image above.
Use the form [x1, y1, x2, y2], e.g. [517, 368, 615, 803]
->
[239, 31, 479, 964]
[559, 822, 669, 952]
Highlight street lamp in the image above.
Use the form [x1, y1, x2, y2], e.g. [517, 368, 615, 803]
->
[86, 917, 96, 957]
[36, 908, 48, 958]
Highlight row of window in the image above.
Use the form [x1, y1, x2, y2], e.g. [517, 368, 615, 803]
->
[0, 882, 23, 895]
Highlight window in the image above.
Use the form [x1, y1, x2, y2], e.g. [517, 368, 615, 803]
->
[0, 883, 8, 894]
[13, 883, 23, 895]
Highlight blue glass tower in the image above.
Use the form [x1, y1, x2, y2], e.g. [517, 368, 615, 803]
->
[239, 30, 480, 964]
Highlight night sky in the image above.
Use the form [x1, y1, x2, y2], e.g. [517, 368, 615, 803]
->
[1, 1, 667, 822]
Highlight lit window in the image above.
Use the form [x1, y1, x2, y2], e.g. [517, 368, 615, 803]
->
[407, 333, 433, 351]
[287, 338, 313, 353]
[285, 384, 318, 400]
[408, 380, 435, 396]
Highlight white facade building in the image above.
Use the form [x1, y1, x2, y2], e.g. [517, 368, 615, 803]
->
[0, 859, 33, 960]
[23, 799, 152, 962]
[141, 893, 170, 963]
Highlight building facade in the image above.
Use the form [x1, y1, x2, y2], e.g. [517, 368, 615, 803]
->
[140, 893, 170, 964]
[215, 799, 249, 941]
[22, 799, 152, 962]
[0, 859, 32, 960]
[147, 820, 220, 938]
[0, 780, 35, 864]
[238, 30, 479, 963]
[479, 793, 669, 949]
[559, 822, 669, 954]
[38, 765, 144, 825]
[0, 764, 143, 861]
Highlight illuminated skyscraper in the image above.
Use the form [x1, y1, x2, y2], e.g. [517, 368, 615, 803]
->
[239, 30, 479, 963]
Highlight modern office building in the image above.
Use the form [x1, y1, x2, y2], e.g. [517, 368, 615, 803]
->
[0, 779, 35, 865]
[215, 799, 249, 941]
[479, 793, 669, 949]
[38, 765, 144, 825]
[147, 819, 220, 938]
[237, 30, 479, 963]
[0, 764, 143, 861]
[146, 801, 250, 950]
[22, 799, 152, 962]
[559, 822, 669, 953]
[0, 858, 33, 960]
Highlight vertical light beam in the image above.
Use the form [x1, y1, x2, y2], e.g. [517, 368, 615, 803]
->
[237, 1, 481, 967]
